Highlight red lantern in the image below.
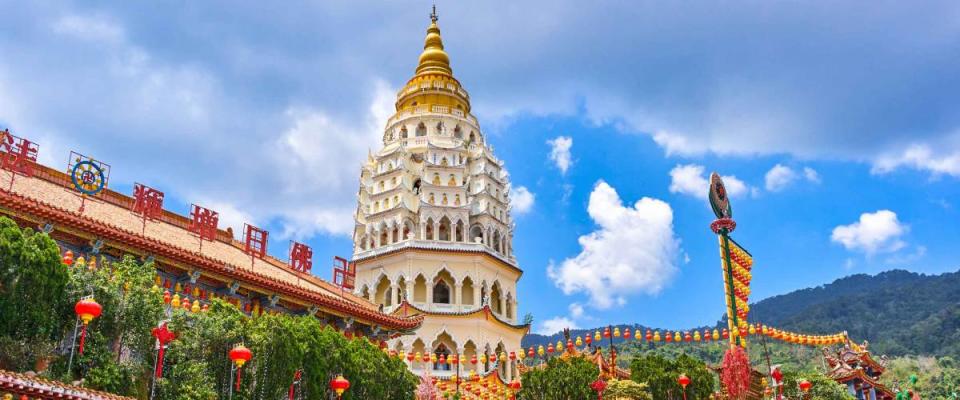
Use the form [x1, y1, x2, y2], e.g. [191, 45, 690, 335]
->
[163, 290, 171, 304]
[329, 375, 350, 399]
[471, 354, 478, 365]
[527, 347, 534, 359]
[490, 352, 497, 363]
[798, 379, 812, 392]
[229, 344, 253, 391]
[678, 374, 691, 400]
[722, 328, 730, 339]
[509, 351, 517, 361]
[684, 332, 692, 342]
[590, 378, 607, 400]
[547, 343, 554, 354]
[74, 298, 102, 354]
[567, 339, 574, 351]
[509, 379, 521, 391]
[603, 327, 611, 339]
[62, 250, 74, 266]
[645, 330, 653, 341]
[407, 352, 415, 362]
[623, 328, 632, 339]
[665, 331, 673, 342]
[585, 335, 593, 345]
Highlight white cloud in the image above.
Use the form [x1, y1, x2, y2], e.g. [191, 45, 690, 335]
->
[668, 164, 749, 200]
[765, 164, 821, 192]
[803, 167, 821, 184]
[271, 79, 394, 238]
[548, 181, 681, 309]
[547, 136, 573, 174]
[872, 144, 960, 178]
[511, 186, 535, 215]
[537, 316, 578, 335]
[765, 164, 797, 192]
[568, 303, 584, 319]
[831, 210, 908, 255]
[52, 14, 124, 43]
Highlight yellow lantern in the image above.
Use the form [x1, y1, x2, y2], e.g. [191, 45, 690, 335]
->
[430, 353, 438, 363]
[575, 336, 583, 347]
[594, 330, 601, 342]
[537, 345, 545, 357]
[614, 327, 621, 338]
[694, 331, 702, 341]
[748, 325, 756, 335]
[653, 331, 661, 342]
[171, 293, 181, 308]
[191, 300, 201, 313]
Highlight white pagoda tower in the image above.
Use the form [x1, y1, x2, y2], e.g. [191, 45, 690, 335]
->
[351, 9, 528, 382]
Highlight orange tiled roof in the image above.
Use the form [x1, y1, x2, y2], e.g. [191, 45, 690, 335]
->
[0, 369, 134, 400]
[0, 165, 421, 331]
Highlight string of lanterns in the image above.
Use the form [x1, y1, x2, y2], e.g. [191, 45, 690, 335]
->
[515, 323, 848, 360]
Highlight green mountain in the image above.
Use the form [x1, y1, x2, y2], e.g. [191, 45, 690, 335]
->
[749, 269, 960, 358]
[525, 269, 960, 359]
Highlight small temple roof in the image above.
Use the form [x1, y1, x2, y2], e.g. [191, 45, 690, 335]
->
[0, 369, 135, 400]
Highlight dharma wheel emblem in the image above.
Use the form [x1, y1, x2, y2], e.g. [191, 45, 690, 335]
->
[71, 159, 107, 195]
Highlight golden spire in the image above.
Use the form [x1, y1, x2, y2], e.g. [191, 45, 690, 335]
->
[415, 5, 452, 76]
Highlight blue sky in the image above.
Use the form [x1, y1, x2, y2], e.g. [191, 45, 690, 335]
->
[1, 1, 959, 335]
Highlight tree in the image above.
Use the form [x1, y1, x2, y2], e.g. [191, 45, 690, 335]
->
[58, 255, 165, 396]
[416, 371, 440, 399]
[0, 217, 69, 371]
[518, 356, 599, 400]
[779, 369, 853, 400]
[158, 303, 416, 400]
[603, 379, 651, 400]
[629, 353, 714, 400]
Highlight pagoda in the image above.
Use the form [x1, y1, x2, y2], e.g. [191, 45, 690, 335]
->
[350, 7, 529, 382]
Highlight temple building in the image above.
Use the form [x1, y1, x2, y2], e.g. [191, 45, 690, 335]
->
[0, 151, 422, 341]
[350, 10, 529, 382]
[824, 342, 896, 400]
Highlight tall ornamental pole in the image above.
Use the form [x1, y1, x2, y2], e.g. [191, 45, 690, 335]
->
[708, 172, 743, 349]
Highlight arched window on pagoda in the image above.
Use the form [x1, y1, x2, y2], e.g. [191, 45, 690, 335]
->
[433, 280, 451, 304]
[433, 173, 441, 185]
[416, 123, 427, 137]
[434, 344, 452, 371]
[454, 125, 463, 139]
[400, 126, 408, 139]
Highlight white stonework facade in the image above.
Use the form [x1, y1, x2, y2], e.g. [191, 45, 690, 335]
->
[351, 13, 527, 382]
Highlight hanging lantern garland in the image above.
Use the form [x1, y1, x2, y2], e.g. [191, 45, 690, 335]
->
[151, 322, 176, 378]
[74, 297, 102, 354]
[721, 346, 752, 399]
